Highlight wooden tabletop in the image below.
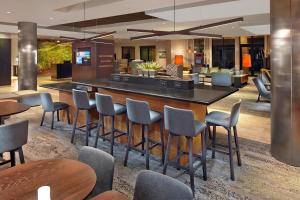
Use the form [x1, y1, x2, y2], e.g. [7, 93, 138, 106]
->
[91, 191, 129, 200]
[0, 101, 30, 117]
[0, 159, 96, 200]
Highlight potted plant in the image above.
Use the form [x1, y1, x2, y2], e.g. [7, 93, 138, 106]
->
[137, 63, 149, 77]
[147, 62, 161, 78]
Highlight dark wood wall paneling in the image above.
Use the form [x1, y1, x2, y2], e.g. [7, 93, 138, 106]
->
[0, 39, 11, 86]
[72, 39, 114, 81]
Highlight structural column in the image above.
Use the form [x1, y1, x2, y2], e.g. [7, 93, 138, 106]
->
[18, 22, 37, 90]
[270, 0, 300, 166]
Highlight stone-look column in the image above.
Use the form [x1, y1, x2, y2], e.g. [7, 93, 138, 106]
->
[271, 0, 300, 166]
[18, 22, 37, 91]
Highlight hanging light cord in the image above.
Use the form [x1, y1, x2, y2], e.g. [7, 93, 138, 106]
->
[83, 0, 86, 39]
[174, 0, 176, 32]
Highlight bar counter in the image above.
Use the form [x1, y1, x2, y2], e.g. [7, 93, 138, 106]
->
[40, 79, 238, 164]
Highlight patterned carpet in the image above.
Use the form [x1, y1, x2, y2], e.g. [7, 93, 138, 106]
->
[1, 79, 299, 200]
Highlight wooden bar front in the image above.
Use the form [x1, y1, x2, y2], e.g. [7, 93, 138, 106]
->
[59, 88, 207, 165]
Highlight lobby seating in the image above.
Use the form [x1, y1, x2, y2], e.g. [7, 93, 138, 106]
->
[253, 77, 271, 102]
[205, 100, 242, 181]
[0, 120, 28, 167]
[40, 93, 70, 129]
[163, 105, 207, 194]
[78, 146, 114, 198]
[94, 93, 128, 155]
[71, 89, 96, 146]
[124, 98, 165, 170]
[133, 170, 193, 200]
[211, 72, 233, 87]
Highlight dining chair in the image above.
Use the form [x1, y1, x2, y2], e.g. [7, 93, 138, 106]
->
[163, 105, 207, 194]
[78, 146, 115, 198]
[253, 77, 271, 102]
[133, 170, 193, 200]
[124, 98, 164, 170]
[0, 120, 29, 167]
[40, 93, 70, 129]
[205, 100, 242, 181]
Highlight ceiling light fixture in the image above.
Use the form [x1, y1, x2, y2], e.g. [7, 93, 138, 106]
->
[49, 17, 54, 20]
[59, 0, 116, 42]
[127, 0, 243, 40]
[6, 11, 12, 14]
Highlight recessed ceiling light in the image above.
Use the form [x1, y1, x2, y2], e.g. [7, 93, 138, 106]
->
[6, 11, 12, 14]
[49, 17, 54, 20]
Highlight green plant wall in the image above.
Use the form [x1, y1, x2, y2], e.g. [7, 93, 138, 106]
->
[37, 41, 72, 71]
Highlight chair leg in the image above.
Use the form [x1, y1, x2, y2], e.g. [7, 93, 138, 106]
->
[57, 110, 60, 121]
[160, 119, 165, 165]
[71, 109, 79, 144]
[40, 111, 46, 126]
[66, 108, 71, 125]
[141, 125, 145, 156]
[51, 111, 55, 130]
[188, 137, 195, 195]
[10, 151, 16, 167]
[110, 116, 115, 155]
[124, 121, 133, 166]
[94, 114, 102, 148]
[208, 125, 212, 140]
[145, 125, 150, 170]
[227, 129, 235, 181]
[101, 115, 105, 141]
[201, 129, 208, 181]
[163, 133, 172, 174]
[85, 110, 90, 146]
[233, 126, 242, 166]
[18, 147, 25, 164]
[256, 94, 261, 102]
[212, 125, 216, 159]
[176, 136, 181, 170]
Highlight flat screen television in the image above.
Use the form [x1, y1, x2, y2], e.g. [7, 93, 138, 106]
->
[76, 50, 91, 65]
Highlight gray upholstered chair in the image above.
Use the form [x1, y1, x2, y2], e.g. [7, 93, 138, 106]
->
[78, 146, 114, 198]
[163, 105, 207, 194]
[133, 170, 193, 200]
[205, 100, 242, 181]
[253, 77, 271, 102]
[124, 98, 164, 170]
[71, 89, 96, 146]
[0, 120, 28, 167]
[40, 93, 70, 129]
[94, 93, 128, 155]
[211, 72, 232, 87]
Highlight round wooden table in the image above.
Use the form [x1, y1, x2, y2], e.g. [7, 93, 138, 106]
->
[0, 159, 96, 200]
[0, 101, 30, 124]
[91, 191, 129, 200]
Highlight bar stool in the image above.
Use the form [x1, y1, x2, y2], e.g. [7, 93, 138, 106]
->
[124, 98, 164, 170]
[205, 99, 242, 181]
[163, 105, 207, 194]
[71, 89, 96, 146]
[40, 93, 70, 129]
[94, 93, 128, 155]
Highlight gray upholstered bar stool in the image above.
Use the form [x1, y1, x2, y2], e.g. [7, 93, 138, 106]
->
[205, 99, 242, 181]
[40, 93, 70, 129]
[0, 120, 28, 167]
[124, 98, 164, 170]
[71, 89, 96, 146]
[94, 93, 128, 155]
[163, 105, 207, 194]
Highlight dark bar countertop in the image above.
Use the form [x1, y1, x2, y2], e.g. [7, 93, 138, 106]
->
[40, 79, 238, 105]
